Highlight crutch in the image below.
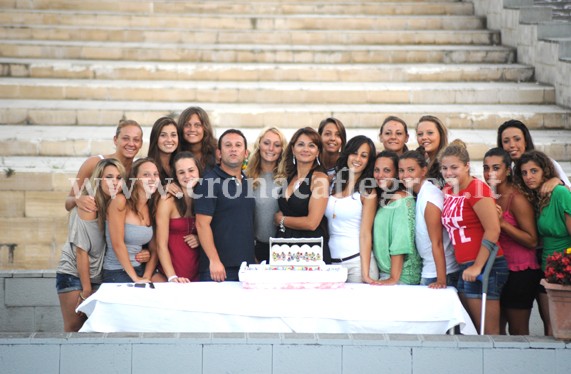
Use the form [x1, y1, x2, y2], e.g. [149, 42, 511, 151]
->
[476, 239, 499, 335]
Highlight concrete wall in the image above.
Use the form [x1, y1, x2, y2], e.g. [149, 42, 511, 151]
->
[470, 0, 571, 110]
[0, 270, 62, 332]
[1, 332, 570, 374]
[2, 271, 569, 373]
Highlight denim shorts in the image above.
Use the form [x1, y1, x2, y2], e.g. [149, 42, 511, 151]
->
[55, 272, 100, 294]
[420, 270, 461, 288]
[456, 257, 509, 300]
[102, 264, 145, 283]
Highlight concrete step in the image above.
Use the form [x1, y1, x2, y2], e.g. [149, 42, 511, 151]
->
[0, 25, 501, 45]
[1, 125, 570, 160]
[0, 79, 553, 105]
[0, 58, 534, 83]
[0, 1, 474, 16]
[0, 40, 515, 64]
[0, 11, 487, 30]
[1, 100, 568, 129]
[0, 140, 571, 180]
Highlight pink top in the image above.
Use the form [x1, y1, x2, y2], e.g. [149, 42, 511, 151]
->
[499, 193, 540, 272]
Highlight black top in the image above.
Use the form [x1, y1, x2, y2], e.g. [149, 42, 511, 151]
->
[276, 170, 331, 264]
[194, 165, 255, 272]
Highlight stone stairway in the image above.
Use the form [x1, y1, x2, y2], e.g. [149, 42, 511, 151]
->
[0, 0, 570, 269]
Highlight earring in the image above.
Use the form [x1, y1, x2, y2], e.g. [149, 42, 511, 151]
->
[316, 157, 321, 166]
[293, 155, 296, 165]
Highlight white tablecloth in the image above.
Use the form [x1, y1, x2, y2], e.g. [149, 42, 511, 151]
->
[78, 282, 477, 334]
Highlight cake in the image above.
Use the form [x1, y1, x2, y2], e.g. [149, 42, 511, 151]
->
[238, 237, 348, 289]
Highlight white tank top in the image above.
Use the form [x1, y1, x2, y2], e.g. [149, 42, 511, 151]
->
[325, 192, 362, 259]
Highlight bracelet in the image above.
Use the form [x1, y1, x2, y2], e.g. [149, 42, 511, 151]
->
[279, 216, 286, 233]
[79, 292, 86, 300]
[168, 275, 179, 282]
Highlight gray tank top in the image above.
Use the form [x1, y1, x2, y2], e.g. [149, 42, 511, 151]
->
[103, 221, 153, 270]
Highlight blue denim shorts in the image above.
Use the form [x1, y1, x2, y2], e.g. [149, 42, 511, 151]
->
[55, 272, 100, 294]
[102, 264, 145, 283]
[420, 270, 461, 288]
[457, 257, 509, 300]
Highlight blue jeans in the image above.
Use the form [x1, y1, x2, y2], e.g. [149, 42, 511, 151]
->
[457, 257, 509, 300]
[56, 272, 100, 294]
[420, 270, 461, 288]
[102, 264, 145, 283]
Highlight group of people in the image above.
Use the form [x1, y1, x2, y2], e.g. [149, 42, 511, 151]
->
[55, 108, 571, 337]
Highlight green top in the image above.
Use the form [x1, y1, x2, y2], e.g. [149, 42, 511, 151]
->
[538, 185, 571, 270]
[373, 195, 421, 285]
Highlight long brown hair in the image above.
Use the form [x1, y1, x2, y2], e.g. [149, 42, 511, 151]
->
[513, 150, 557, 215]
[126, 157, 159, 225]
[318, 117, 347, 152]
[171, 151, 203, 217]
[147, 116, 179, 184]
[177, 106, 217, 170]
[278, 127, 325, 180]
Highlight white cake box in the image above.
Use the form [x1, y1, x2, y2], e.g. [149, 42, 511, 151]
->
[238, 237, 348, 289]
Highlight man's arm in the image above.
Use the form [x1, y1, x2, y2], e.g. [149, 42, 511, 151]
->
[195, 213, 226, 282]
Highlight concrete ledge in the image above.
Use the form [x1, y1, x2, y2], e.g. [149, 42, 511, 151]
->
[0, 333, 569, 374]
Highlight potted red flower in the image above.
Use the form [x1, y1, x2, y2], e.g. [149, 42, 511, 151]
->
[540, 248, 571, 339]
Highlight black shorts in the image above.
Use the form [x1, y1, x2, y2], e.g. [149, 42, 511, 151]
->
[500, 268, 543, 309]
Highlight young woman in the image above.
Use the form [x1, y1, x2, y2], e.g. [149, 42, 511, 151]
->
[367, 151, 421, 285]
[497, 119, 570, 191]
[177, 106, 217, 172]
[514, 150, 571, 336]
[245, 127, 287, 263]
[399, 148, 460, 289]
[155, 152, 202, 283]
[318, 117, 347, 181]
[379, 116, 409, 155]
[483, 147, 540, 335]
[440, 140, 508, 334]
[416, 115, 448, 187]
[65, 119, 143, 213]
[56, 158, 125, 331]
[102, 158, 161, 283]
[64, 119, 150, 264]
[324, 135, 378, 283]
[274, 127, 332, 264]
[147, 116, 179, 186]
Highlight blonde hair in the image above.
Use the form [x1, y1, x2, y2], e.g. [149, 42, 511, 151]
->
[245, 127, 287, 189]
[87, 158, 126, 231]
[115, 119, 142, 138]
